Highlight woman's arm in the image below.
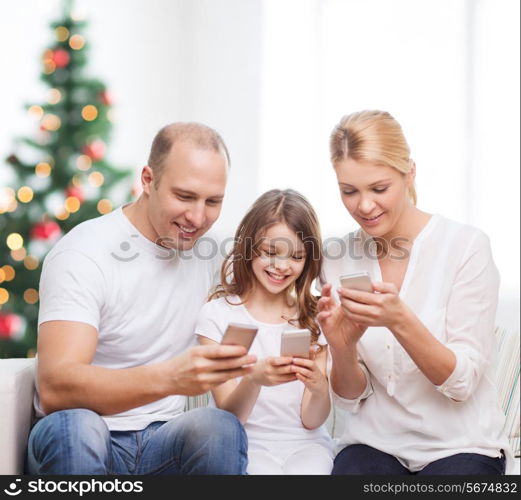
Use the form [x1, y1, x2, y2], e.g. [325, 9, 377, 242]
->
[338, 231, 499, 400]
[317, 284, 369, 400]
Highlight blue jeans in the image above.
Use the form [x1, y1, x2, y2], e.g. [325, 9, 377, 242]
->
[332, 444, 506, 475]
[26, 407, 248, 475]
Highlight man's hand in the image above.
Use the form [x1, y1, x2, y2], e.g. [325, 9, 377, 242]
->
[165, 344, 257, 396]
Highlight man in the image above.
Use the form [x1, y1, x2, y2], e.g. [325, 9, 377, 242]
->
[26, 123, 256, 475]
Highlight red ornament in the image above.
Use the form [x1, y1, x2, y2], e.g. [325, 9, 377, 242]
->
[82, 140, 105, 161]
[0, 313, 22, 339]
[100, 90, 112, 106]
[65, 185, 85, 202]
[31, 220, 62, 241]
[53, 49, 70, 68]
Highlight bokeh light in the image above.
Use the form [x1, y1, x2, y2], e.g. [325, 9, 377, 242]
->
[17, 186, 34, 203]
[42, 114, 61, 131]
[65, 196, 81, 213]
[88, 171, 105, 187]
[28, 105, 44, 120]
[23, 256, 40, 271]
[81, 104, 98, 121]
[11, 248, 27, 261]
[1, 265, 15, 281]
[6, 233, 24, 250]
[76, 155, 92, 171]
[55, 26, 70, 42]
[35, 162, 52, 177]
[69, 34, 85, 50]
[48, 88, 62, 104]
[24, 289, 39, 304]
[97, 199, 112, 214]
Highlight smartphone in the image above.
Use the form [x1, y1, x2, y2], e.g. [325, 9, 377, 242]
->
[339, 271, 373, 293]
[280, 329, 311, 358]
[221, 322, 258, 352]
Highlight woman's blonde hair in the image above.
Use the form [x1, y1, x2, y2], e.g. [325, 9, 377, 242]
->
[210, 189, 323, 345]
[329, 110, 417, 205]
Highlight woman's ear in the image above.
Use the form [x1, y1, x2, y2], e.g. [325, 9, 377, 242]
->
[406, 160, 416, 187]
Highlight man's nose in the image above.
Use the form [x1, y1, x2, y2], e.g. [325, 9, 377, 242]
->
[185, 202, 205, 227]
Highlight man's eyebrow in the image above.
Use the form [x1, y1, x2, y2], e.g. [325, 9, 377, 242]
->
[171, 188, 224, 199]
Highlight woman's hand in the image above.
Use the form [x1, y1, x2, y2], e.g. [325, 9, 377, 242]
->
[317, 283, 366, 350]
[338, 281, 408, 330]
[247, 356, 297, 386]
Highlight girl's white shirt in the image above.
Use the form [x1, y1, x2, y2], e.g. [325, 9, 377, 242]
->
[320, 214, 514, 473]
[195, 296, 333, 449]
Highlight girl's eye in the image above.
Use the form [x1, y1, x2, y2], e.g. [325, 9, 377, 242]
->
[342, 190, 356, 196]
[292, 255, 304, 261]
[263, 249, 276, 256]
[374, 187, 388, 193]
[177, 195, 191, 201]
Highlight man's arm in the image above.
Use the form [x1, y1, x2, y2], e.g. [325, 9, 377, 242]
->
[37, 320, 256, 415]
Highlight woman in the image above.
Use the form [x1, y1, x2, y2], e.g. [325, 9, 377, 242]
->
[318, 110, 513, 475]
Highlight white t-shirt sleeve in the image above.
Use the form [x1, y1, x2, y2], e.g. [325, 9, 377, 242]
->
[38, 249, 106, 330]
[194, 300, 225, 344]
[435, 230, 500, 402]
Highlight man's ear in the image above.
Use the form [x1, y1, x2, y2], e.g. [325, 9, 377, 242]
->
[141, 165, 154, 195]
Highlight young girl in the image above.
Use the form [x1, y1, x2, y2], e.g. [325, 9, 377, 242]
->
[195, 189, 334, 475]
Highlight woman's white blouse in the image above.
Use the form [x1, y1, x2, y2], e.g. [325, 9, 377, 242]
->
[320, 214, 514, 473]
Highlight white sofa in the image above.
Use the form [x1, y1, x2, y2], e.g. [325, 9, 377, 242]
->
[1, 326, 519, 475]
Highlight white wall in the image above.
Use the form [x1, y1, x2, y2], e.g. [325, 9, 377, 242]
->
[0, 0, 263, 238]
[1, 0, 519, 331]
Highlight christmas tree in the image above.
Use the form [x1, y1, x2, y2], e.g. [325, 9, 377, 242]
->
[0, 0, 134, 357]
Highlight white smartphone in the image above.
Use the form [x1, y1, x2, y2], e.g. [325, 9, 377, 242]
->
[339, 271, 373, 293]
[280, 329, 311, 358]
[221, 322, 258, 352]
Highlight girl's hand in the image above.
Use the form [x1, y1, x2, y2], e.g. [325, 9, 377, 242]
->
[290, 348, 328, 395]
[248, 356, 297, 386]
[317, 283, 367, 349]
[338, 281, 408, 329]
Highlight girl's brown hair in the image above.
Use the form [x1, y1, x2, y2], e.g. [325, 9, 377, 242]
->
[210, 189, 323, 344]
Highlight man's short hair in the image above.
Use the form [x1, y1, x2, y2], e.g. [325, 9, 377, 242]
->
[147, 122, 230, 184]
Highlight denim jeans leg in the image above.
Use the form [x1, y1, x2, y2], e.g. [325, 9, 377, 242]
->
[418, 453, 506, 475]
[26, 409, 114, 474]
[332, 444, 411, 475]
[136, 408, 248, 475]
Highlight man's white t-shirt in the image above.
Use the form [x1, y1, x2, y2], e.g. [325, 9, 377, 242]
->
[35, 206, 221, 431]
[195, 296, 333, 452]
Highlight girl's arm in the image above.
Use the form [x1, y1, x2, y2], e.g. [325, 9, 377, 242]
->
[198, 336, 296, 423]
[292, 347, 331, 430]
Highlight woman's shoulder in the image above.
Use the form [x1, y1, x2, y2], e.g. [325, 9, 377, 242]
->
[431, 214, 491, 246]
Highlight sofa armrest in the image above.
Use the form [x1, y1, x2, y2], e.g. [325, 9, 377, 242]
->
[0, 358, 36, 474]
